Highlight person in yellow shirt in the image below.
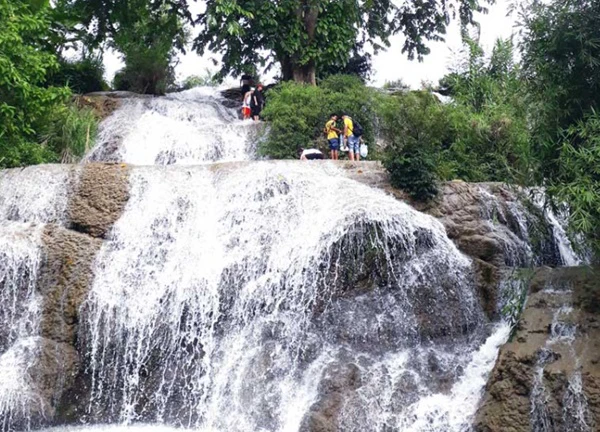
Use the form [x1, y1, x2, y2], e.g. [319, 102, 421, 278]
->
[324, 114, 342, 160]
[342, 113, 360, 161]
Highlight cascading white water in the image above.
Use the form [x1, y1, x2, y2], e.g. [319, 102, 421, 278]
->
[80, 161, 503, 431]
[529, 282, 593, 432]
[0, 166, 70, 225]
[86, 88, 259, 165]
[0, 166, 71, 430]
[0, 223, 44, 430]
[477, 185, 582, 267]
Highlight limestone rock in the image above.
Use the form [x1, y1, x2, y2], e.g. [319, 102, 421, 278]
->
[68, 163, 130, 238]
[38, 225, 102, 344]
[475, 266, 600, 431]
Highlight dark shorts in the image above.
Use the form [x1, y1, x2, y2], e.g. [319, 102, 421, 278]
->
[251, 106, 262, 117]
[305, 153, 324, 160]
[328, 138, 340, 150]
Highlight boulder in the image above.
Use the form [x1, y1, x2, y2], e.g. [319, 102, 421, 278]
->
[68, 163, 130, 239]
[38, 225, 102, 344]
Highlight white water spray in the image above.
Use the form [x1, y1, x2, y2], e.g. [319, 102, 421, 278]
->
[87, 88, 259, 165]
[81, 161, 489, 430]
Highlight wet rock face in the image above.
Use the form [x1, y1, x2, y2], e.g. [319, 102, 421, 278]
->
[427, 182, 562, 269]
[68, 163, 130, 239]
[475, 266, 600, 432]
[38, 226, 103, 344]
[0, 163, 132, 430]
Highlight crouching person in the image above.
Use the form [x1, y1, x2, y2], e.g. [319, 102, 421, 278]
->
[299, 148, 325, 160]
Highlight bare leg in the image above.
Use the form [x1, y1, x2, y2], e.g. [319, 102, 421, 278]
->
[349, 151, 355, 161]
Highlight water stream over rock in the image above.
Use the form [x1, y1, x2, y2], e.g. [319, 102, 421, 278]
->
[0, 89, 590, 432]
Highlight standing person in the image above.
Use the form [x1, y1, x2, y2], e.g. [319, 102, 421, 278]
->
[242, 88, 253, 120]
[324, 114, 341, 160]
[342, 114, 360, 161]
[251, 84, 265, 121]
[240, 74, 253, 100]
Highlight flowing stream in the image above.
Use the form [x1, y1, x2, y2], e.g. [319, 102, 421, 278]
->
[0, 166, 71, 430]
[0, 89, 586, 431]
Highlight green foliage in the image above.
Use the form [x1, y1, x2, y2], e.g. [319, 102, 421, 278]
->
[380, 38, 532, 200]
[193, 0, 492, 83]
[545, 112, 600, 252]
[40, 103, 98, 163]
[379, 91, 446, 201]
[384, 146, 440, 202]
[182, 70, 219, 89]
[518, 0, 600, 256]
[47, 55, 108, 94]
[0, 0, 70, 168]
[521, 0, 600, 152]
[259, 75, 378, 159]
[110, 3, 186, 95]
[58, 0, 188, 95]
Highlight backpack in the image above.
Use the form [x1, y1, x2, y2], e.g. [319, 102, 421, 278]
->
[352, 119, 364, 137]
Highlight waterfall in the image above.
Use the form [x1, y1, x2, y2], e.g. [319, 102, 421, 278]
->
[86, 88, 259, 165]
[477, 185, 582, 267]
[0, 167, 70, 430]
[0, 223, 44, 430]
[0, 166, 70, 225]
[529, 282, 593, 432]
[79, 161, 502, 431]
[1, 89, 592, 432]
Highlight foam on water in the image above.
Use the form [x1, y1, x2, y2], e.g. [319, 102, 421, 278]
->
[86, 88, 258, 165]
[530, 282, 593, 431]
[0, 165, 70, 225]
[0, 223, 44, 429]
[80, 161, 492, 430]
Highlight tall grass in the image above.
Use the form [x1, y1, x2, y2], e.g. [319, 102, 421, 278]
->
[41, 104, 99, 163]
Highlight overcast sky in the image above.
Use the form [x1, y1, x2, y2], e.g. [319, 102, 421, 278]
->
[103, 0, 516, 89]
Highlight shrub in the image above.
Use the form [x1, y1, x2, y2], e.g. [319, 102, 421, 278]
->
[259, 75, 379, 159]
[379, 91, 447, 201]
[182, 70, 219, 89]
[40, 104, 99, 163]
[48, 56, 108, 94]
[547, 112, 600, 253]
[0, 0, 70, 168]
[384, 145, 439, 201]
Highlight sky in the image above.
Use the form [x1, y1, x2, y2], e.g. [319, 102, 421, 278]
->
[103, 0, 517, 89]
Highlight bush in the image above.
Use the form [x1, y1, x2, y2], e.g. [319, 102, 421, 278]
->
[113, 54, 175, 95]
[0, 0, 70, 168]
[260, 75, 379, 159]
[379, 91, 446, 201]
[40, 103, 99, 163]
[182, 70, 218, 89]
[48, 56, 108, 94]
[384, 145, 439, 201]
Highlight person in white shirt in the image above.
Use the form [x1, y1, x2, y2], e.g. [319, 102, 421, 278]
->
[299, 148, 324, 160]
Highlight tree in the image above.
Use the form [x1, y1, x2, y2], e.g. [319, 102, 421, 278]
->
[520, 0, 600, 180]
[57, 0, 189, 94]
[193, 0, 493, 85]
[0, 0, 69, 167]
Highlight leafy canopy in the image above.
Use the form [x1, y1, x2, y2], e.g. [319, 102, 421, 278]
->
[0, 0, 70, 167]
[193, 0, 493, 81]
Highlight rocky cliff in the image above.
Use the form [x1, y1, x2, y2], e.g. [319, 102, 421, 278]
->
[475, 266, 600, 431]
[0, 161, 595, 431]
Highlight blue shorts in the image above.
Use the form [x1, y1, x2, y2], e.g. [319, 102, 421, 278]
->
[347, 135, 360, 153]
[328, 138, 340, 150]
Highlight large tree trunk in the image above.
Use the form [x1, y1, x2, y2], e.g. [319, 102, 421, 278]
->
[279, 0, 319, 85]
[292, 62, 316, 85]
